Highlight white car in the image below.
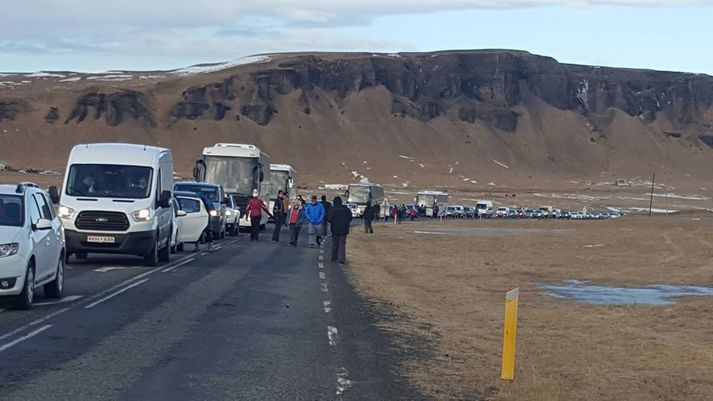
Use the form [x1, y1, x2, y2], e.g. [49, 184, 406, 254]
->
[346, 203, 359, 218]
[224, 194, 241, 236]
[496, 207, 510, 217]
[175, 194, 211, 248]
[0, 183, 65, 309]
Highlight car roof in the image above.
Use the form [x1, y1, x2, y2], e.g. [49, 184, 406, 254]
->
[175, 181, 220, 188]
[0, 184, 44, 196]
[174, 191, 202, 198]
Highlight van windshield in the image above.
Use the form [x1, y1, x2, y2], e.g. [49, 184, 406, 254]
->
[66, 164, 153, 199]
[0, 195, 23, 227]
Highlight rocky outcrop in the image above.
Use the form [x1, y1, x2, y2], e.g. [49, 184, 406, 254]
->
[0, 100, 26, 122]
[165, 51, 713, 132]
[45, 107, 59, 123]
[65, 90, 155, 127]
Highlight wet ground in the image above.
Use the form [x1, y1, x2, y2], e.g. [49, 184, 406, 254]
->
[541, 280, 713, 305]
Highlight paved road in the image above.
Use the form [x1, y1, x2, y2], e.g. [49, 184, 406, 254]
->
[0, 229, 427, 400]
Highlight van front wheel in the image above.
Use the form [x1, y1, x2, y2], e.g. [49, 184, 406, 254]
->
[144, 236, 159, 267]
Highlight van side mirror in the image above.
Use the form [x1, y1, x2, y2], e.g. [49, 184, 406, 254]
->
[159, 190, 171, 208]
[49, 186, 60, 204]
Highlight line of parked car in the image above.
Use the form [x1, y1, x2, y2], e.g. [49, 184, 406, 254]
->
[443, 205, 625, 220]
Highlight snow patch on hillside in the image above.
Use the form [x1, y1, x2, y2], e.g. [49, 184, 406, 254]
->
[172, 55, 270, 75]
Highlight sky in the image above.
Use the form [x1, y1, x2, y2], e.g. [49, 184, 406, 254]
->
[1, 0, 712, 74]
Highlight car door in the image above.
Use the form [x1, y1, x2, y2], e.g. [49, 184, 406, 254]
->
[36, 193, 62, 276]
[177, 197, 208, 243]
[28, 193, 51, 281]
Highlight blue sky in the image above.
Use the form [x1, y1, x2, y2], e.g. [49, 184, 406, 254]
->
[1, 1, 711, 73]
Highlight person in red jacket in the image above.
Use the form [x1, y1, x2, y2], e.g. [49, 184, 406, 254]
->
[244, 189, 273, 242]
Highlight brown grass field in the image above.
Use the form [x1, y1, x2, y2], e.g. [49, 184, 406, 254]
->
[347, 215, 713, 401]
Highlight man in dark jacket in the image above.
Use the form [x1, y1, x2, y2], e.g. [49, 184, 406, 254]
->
[362, 200, 374, 234]
[327, 196, 352, 264]
[320, 195, 332, 238]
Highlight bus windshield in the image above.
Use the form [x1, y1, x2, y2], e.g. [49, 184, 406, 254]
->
[416, 194, 436, 207]
[266, 170, 290, 199]
[204, 156, 258, 196]
[66, 164, 153, 199]
[347, 186, 371, 204]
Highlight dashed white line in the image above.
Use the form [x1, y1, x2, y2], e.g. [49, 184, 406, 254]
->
[0, 307, 69, 342]
[213, 245, 223, 250]
[34, 295, 83, 306]
[161, 257, 195, 273]
[84, 278, 150, 309]
[323, 300, 331, 313]
[318, 262, 324, 269]
[200, 252, 208, 256]
[0, 324, 53, 353]
[319, 272, 326, 280]
[327, 325, 339, 346]
[321, 283, 329, 293]
[320, 249, 324, 254]
[336, 368, 353, 395]
[319, 255, 324, 261]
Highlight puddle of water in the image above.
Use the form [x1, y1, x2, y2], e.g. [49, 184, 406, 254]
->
[541, 280, 713, 305]
[416, 227, 572, 237]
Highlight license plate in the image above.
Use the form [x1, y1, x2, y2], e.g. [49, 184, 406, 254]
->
[87, 235, 115, 244]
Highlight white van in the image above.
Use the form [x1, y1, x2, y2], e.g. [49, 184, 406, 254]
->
[58, 143, 174, 266]
[476, 200, 493, 218]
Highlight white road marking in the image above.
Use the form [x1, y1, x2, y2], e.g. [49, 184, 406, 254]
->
[84, 278, 150, 309]
[336, 368, 353, 395]
[0, 324, 53, 353]
[34, 295, 83, 306]
[321, 283, 328, 293]
[320, 249, 324, 254]
[200, 252, 208, 256]
[213, 245, 222, 250]
[161, 257, 195, 273]
[323, 300, 331, 313]
[319, 255, 324, 261]
[0, 307, 69, 342]
[319, 272, 326, 280]
[327, 326, 339, 346]
[93, 266, 138, 273]
[318, 263, 324, 269]
[414, 230, 449, 235]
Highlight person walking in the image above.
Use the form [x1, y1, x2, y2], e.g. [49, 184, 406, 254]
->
[373, 202, 381, 222]
[328, 196, 352, 264]
[244, 189, 272, 242]
[272, 190, 290, 243]
[304, 195, 325, 248]
[197, 193, 215, 252]
[391, 205, 399, 224]
[320, 195, 332, 238]
[363, 200, 374, 234]
[408, 206, 418, 221]
[288, 199, 306, 246]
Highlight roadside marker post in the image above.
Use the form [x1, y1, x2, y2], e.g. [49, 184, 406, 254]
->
[501, 287, 519, 381]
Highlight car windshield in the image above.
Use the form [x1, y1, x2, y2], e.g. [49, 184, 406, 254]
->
[347, 186, 371, 204]
[66, 164, 153, 199]
[203, 156, 258, 196]
[0, 194, 23, 227]
[174, 184, 219, 202]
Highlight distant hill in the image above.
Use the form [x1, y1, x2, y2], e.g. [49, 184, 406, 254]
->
[1, 50, 712, 189]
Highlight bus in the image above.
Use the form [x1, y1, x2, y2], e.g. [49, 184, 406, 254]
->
[266, 164, 295, 222]
[345, 183, 384, 217]
[415, 190, 449, 217]
[193, 143, 272, 227]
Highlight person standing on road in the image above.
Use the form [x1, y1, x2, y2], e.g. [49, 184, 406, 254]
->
[328, 196, 352, 264]
[391, 204, 399, 224]
[320, 195, 332, 238]
[304, 195, 325, 248]
[272, 190, 290, 243]
[373, 202, 381, 222]
[363, 200, 374, 234]
[288, 199, 306, 246]
[197, 193, 215, 252]
[244, 189, 273, 242]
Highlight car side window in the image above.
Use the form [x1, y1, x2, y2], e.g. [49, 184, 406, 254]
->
[28, 195, 42, 225]
[41, 193, 56, 219]
[34, 193, 53, 220]
[178, 198, 201, 213]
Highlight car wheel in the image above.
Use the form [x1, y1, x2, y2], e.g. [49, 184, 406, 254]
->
[158, 232, 171, 263]
[144, 236, 160, 267]
[44, 254, 64, 299]
[15, 263, 35, 310]
[177, 242, 184, 252]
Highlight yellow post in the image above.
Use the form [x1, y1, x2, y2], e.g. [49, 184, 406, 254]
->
[501, 287, 520, 381]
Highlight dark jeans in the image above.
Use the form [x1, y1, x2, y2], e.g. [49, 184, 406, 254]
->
[272, 213, 285, 241]
[331, 234, 347, 263]
[250, 215, 261, 241]
[364, 219, 373, 233]
[204, 226, 213, 243]
[289, 224, 302, 245]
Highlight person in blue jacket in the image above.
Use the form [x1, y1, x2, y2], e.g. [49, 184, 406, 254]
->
[304, 195, 325, 248]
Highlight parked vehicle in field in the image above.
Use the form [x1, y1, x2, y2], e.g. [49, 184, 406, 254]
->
[346, 203, 359, 218]
[539, 205, 554, 217]
[173, 193, 211, 247]
[560, 210, 572, 219]
[532, 209, 546, 219]
[507, 209, 519, 218]
[445, 205, 465, 218]
[58, 143, 174, 266]
[476, 200, 493, 218]
[174, 182, 226, 240]
[496, 207, 510, 218]
[0, 183, 65, 309]
[346, 183, 384, 217]
[463, 206, 475, 218]
[571, 211, 586, 220]
[415, 190, 449, 217]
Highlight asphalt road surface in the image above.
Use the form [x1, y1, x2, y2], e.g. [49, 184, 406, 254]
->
[0, 229, 428, 401]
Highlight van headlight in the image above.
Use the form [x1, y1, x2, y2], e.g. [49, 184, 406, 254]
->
[132, 209, 153, 222]
[209, 210, 218, 217]
[0, 243, 19, 258]
[58, 206, 75, 219]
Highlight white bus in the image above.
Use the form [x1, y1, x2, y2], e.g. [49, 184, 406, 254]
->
[265, 164, 295, 221]
[345, 183, 384, 217]
[415, 190, 449, 217]
[194, 143, 272, 227]
[58, 143, 174, 266]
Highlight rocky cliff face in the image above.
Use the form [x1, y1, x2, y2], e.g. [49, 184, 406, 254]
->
[65, 90, 155, 127]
